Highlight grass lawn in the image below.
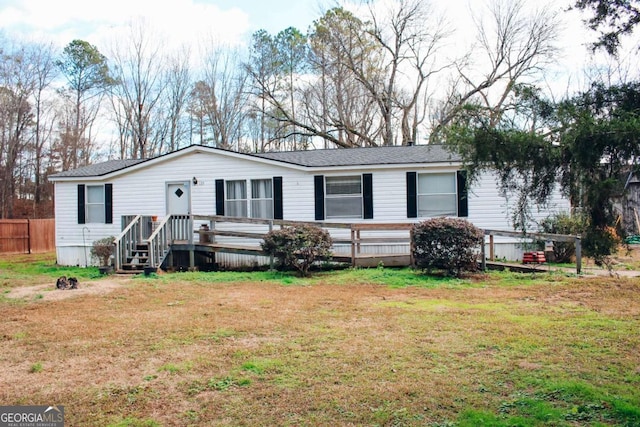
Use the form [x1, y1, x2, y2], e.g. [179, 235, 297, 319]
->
[0, 253, 639, 426]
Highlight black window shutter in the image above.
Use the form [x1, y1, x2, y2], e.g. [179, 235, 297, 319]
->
[363, 173, 373, 219]
[406, 172, 417, 218]
[314, 175, 324, 220]
[457, 170, 468, 217]
[105, 183, 113, 224]
[215, 179, 225, 216]
[273, 176, 283, 220]
[77, 184, 85, 224]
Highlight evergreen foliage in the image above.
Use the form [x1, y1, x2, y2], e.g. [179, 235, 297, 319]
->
[261, 224, 332, 277]
[540, 213, 588, 263]
[411, 217, 484, 277]
[446, 81, 640, 262]
[572, 0, 640, 55]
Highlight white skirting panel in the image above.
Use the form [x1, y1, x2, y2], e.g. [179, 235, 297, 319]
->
[56, 245, 94, 267]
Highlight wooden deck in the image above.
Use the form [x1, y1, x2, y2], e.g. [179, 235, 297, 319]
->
[173, 242, 411, 268]
[125, 214, 582, 274]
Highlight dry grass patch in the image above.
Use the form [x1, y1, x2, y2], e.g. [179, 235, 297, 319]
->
[0, 260, 638, 426]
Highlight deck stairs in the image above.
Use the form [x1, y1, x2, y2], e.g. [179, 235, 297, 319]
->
[120, 242, 151, 272]
[115, 215, 172, 274]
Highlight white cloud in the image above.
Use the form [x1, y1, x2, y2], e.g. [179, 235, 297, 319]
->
[0, 0, 251, 49]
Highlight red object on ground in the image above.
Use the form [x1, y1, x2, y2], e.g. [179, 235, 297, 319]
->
[523, 251, 546, 264]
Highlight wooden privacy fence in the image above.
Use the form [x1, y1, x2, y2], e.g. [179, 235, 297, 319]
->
[0, 219, 55, 254]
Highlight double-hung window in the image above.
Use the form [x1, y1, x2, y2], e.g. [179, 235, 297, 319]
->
[86, 185, 105, 223]
[225, 180, 247, 217]
[250, 179, 273, 219]
[325, 176, 363, 219]
[417, 172, 457, 217]
[224, 179, 274, 219]
[78, 183, 112, 224]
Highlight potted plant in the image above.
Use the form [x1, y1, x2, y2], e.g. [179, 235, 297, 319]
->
[91, 236, 115, 274]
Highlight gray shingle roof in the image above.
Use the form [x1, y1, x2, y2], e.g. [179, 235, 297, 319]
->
[50, 144, 461, 179]
[50, 159, 147, 178]
[252, 144, 460, 167]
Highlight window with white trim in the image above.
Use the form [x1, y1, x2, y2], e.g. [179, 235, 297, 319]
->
[86, 185, 105, 223]
[224, 179, 274, 219]
[325, 175, 363, 219]
[250, 179, 273, 219]
[417, 172, 457, 217]
[225, 180, 247, 217]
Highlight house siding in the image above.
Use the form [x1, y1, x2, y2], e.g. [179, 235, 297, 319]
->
[54, 149, 570, 266]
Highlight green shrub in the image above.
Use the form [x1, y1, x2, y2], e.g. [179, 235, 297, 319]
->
[540, 212, 587, 263]
[411, 217, 483, 277]
[583, 225, 621, 267]
[261, 224, 332, 276]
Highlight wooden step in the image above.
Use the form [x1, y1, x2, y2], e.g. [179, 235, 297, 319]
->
[121, 262, 147, 270]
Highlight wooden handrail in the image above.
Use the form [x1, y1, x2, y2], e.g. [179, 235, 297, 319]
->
[115, 214, 142, 242]
[482, 228, 578, 243]
[143, 214, 584, 274]
[114, 215, 143, 271]
[482, 228, 582, 274]
[147, 215, 171, 242]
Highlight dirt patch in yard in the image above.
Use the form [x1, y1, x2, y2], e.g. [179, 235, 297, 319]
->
[5, 277, 128, 302]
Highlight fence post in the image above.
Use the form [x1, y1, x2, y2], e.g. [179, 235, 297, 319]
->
[489, 234, 495, 261]
[268, 220, 274, 270]
[350, 226, 356, 267]
[575, 236, 582, 275]
[189, 215, 194, 244]
[481, 233, 486, 271]
[27, 219, 31, 254]
[409, 228, 415, 269]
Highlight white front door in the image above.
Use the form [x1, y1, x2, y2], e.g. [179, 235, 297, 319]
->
[166, 182, 190, 215]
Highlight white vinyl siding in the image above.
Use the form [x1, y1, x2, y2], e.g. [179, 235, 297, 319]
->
[86, 185, 105, 223]
[326, 176, 362, 219]
[51, 146, 570, 267]
[225, 180, 247, 217]
[417, 172, 456, 217]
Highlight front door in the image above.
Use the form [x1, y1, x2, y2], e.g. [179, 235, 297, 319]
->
[166, 182, 190, 215]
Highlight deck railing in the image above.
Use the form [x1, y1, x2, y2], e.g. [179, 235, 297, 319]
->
[120, 215, 583, 273]
[146, 215, 193, 268]
[482, 228, 581, 274]
[192, 215, 413, 267]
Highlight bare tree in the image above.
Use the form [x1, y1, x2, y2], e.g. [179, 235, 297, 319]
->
[363, 0, 452, 145]
[248, 1, 452, 149]
[163, 47, 192, 152]
[27, 42, 58, 215]
[188, 44, 249, 150]
[0, 39, 39, 218]
[431, 0, 559, 140]
[307, 7, 382, 147]
[109, 19, 167, 159]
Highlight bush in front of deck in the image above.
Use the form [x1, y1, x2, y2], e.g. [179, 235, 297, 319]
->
[412, 218, 483, 277]
[261, 224, 332, 277]
[540, 212, 587, 263]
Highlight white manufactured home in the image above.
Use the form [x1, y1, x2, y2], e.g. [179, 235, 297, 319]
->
[49, 144, 570, 270]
